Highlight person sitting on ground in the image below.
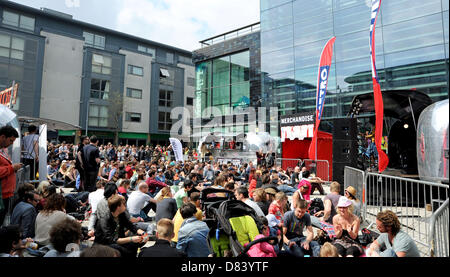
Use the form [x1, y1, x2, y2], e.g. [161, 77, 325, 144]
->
[117, 179, 131, 202]
[145, 170, 167, 198]
[155, 187, 178, 223]
[344, 186, 361, 219]
[268, 192, 288, 224]
[174, 179, 194, 209]
[297, 170, 312, 200]
[291, 183, 311, 211]
[253, 188, 270, 216]
[94, 195, 148, 258]
[139, 218, 186, 257]
[80, 244, 120, 257]
[176, 202, 211, 257]
[332, 197, 363, 257]
[12, 183, 35, 211]
[63, 163, 77, 189]
[34, 193, 75, 247]
[172, 192, 203, 245]
[282, 199, 321, 257]
[366, 210, 420, 257]
[88, 180, 106, 217]
[234, 186, 265, 217]
[10, 190, 40, 239]
[44, 218, 82, 257]
[127, 182, 157, 221]
[291, 166, 301, 187]
[319, 242, 339, 257]
[314, 181, 342, 225]
[0, 225, 27, 257]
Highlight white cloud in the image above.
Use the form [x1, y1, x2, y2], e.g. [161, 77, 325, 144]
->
[114, 0, 260, 51]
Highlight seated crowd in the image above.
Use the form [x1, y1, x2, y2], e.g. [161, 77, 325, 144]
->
[0, 136, 420, 258]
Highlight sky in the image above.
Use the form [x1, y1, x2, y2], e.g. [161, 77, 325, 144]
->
[10, 0, 261, 51]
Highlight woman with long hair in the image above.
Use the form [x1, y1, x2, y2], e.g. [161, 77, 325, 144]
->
[155, 187, 177, 223]
[332, 197, 363, 257]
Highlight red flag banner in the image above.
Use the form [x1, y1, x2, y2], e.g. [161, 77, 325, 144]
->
[0, 83, 19, 108]
[370, 0, 389, 172]
[308, 36, 336, 160]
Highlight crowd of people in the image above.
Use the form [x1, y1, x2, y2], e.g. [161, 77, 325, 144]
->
[0, 126, 421, 258]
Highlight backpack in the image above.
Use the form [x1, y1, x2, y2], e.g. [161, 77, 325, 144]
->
[309, 198, 324, 215]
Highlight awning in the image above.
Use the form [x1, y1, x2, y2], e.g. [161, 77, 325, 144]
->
[349, 89, 432, 120]
[18, 116, 81, 131]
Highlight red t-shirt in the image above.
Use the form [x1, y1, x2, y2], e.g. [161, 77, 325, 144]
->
[268, 201, 284, 223]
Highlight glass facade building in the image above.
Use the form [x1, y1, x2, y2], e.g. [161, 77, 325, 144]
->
[260, 0, 449, 134]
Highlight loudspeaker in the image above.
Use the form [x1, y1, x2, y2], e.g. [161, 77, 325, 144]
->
[332, 140, 358, 164]
[333, 118, 357, 140]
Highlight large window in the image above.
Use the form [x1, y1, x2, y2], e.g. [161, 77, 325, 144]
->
[194, 50, 250, 117]
[89, 105, 108, 127]
[0, 34, 24, 60]
[92, 54, 112, 75]
[125, 112, 141, 123]
[126, 88, 142, 99]
[178, 55, 192, 64]
[160, 67, 175, 86]
[2, 10, 35, 31]
[158, 112, 172, 131]
[83, 31, 105, 49]
[137, 45, 155, 57]
[90, 79, 110, 100]
[127, 65, 143, 76]
[159, 90, 173, 107]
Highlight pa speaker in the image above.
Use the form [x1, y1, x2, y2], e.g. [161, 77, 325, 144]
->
[333, 118, 357, 140]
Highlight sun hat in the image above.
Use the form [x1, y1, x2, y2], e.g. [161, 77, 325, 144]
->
[264, 187, 277, 196]
[345, 186, 357, 199]
[337, 196, 352, 208]
[266, 214, 280, 228]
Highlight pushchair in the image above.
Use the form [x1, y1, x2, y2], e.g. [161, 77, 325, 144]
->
[200, 187, 278, 257]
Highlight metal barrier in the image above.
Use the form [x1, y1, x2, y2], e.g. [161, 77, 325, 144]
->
[276, 158, 302, 171]
[303, 159, 330, 181]
[344, 166, 366, 203]
[364, 171, 449, 255]
[429, 199, 449, 257]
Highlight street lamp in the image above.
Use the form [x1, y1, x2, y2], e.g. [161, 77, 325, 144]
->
[85, 99, 94, 136]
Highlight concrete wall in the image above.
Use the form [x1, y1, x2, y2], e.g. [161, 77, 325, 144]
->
[119, 49, 152, 134]
[39, 30, 83, 126]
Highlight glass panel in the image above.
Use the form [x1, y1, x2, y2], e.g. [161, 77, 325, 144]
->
[292, 0, 332, 24]
[294, 39, 333, 69]
[212, 86, 229, 106]
[261, 24, 293, 54]
[99, 118, 108, 127]
[92, 65, 101, 73]
[90, 90, 100, 99]
[444, 0, 449, 11]
[147, 47, 155, 57]
[3, 11, 19, 27]
[89, 118, 98, 127]
[335, 57, 385, 94]
[91, 79, 100, 90]
[89, 105, 99, 116]
[212, 56, 230, 87]
[444, 11, 449, 45]
[333, 0, 365, 11]
[103, 56, 112, 67]
[261, 47, 294, 75]
[101, 92, 109, 100]
[261, 0, 291, 11]
[83, 32, 94, 45]
[333, 3, 374, 36]
[384, 44, 445, 68]
[167, 52, 174, 64]
[382, 0, 442, 25]
[196, 61, 211, 91]
[102, 80, 110, 92]
[19, 15, 35, 31]
[383, 14, 444, 54]
[231, 82, 250, 104]
[138, 45, 146, 52]
[261, 2, 292, 31]
[158, 123, 165, 130]
[230, 51, 249, 84]
[94, 35, 105, 48]
[10, 50, 23, 60]
[158, 112, 165, 122]
[293, 16, 333, 46]
[334, 29, 383, 62]
[102, 67, 111, 75]
[100, 106, 108, 117]
[0, 34, 10, 48]
[0, 48, 9, 58]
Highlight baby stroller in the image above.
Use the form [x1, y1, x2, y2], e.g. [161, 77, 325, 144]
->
[200, 187, 278, 257]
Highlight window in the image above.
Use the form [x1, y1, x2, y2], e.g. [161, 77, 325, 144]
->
[2, 10, 35, 31]
[92, 54, 112, 75]
[187, 77, 195, 87]
[127, 65, 143, 76]
[186, 97, 193, 106]
[160, 67, 174, 86]
[159, 90, 173, 107]
[89, 105, 108, 127]
[125, 112, 141, 123]
[90, 79, 110, 100]
[83, 31, 105, 49]
[158, 112, 172, 131]
[178, 55, 192, 64]
[0, 34, 25, 60]
[137, 45, 156, 57]
[126, 88, 142, 99]
[166, 52, 174, 64]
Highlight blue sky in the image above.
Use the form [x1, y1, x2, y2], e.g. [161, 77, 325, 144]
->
[10, 0, 260, 51]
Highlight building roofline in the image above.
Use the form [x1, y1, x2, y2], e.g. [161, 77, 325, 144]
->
[1, 0, 192, 55]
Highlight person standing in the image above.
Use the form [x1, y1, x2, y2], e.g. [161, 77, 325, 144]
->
[83, 136, 100, 192]
[75, 135, 89, 192]
[0, 126, 21, 226]
[22, 125, 39, 180]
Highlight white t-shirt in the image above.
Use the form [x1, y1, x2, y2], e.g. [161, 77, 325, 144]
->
[244, 199, 265, 217]
[88, 189, 104, 213]
[22, 134, 39, 159]
[127, 190, 152, 215]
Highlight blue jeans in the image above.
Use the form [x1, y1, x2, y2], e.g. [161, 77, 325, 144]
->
[380, 249, 397, 257]
[283, 237, 321, 257]
[277, 185, 297, 196]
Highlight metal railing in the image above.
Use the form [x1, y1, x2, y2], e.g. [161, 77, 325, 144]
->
[303, 159, 330, 181]
[276, 158, 302, 171]
[364, 172, 449, 256]
[344, 166, 366, 203]
[429, 198, 449, 257]
[200, 22, 260, 48]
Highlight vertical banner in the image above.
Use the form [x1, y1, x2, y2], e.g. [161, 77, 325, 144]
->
[308, 36, 336, 161]
[169, 137, 184, 162]
[39, 124, 48, 182]
[370, 0, 389, 173]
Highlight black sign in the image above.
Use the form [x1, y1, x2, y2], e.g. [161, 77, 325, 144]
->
[280, 112, 315, 127]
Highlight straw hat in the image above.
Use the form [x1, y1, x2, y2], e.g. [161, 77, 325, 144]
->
[345, 186, 357, 199]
